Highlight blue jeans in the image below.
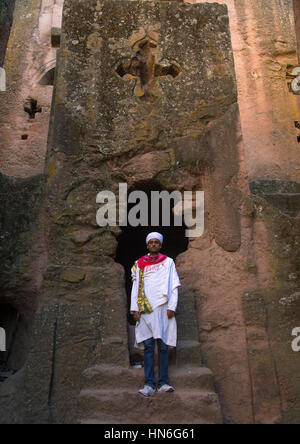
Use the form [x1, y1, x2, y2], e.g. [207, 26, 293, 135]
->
[143, 337, 169, 389]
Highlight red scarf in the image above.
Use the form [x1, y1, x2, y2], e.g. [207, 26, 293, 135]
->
[137, 253, 167, 270]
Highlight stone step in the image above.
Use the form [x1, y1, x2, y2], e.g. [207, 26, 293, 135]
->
[168, 365, 215, 390]
[81, 364, 215, 391]
[78, 387, 222, 424]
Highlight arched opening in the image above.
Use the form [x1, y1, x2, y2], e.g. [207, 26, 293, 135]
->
[115, 180, 188, 365]
[0, 303, 28, 381]
[39, 67, 56, 86]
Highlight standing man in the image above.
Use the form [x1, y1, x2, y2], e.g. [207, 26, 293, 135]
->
[130, 232, 181, 396]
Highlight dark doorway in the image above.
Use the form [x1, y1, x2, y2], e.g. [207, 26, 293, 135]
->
[39, 67, 56, 86]
[115, 182, 188, 366]
[115, 182, 188, 326]
[0, 303, 28, 381]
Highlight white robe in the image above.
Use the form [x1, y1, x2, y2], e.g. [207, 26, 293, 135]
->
[130, 256, 181, 348]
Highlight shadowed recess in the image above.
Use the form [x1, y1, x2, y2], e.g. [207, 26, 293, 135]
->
[115, 182, 188, 325]
[0, 303, 26, 381]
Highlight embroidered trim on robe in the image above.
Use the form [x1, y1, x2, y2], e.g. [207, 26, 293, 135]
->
[133, 263, 153, 314]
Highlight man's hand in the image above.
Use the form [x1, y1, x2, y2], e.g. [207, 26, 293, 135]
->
[167, 310, 175, 319]
[131, 311, 141, 322]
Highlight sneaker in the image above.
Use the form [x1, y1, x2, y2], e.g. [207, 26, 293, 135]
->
[138, 385, 156, 397]
[157, 384, 175, 393]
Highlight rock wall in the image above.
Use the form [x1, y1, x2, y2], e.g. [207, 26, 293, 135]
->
[0, 172, 45, 424]
[180, 0, 300, 423]
[191, 0, 300, 182]
[0, 172, 45, 314]
[178, 180, 300, 423]
[0, 0, 63, 178]
[249, 192, 300, 424]
[1, 1, 299, 183]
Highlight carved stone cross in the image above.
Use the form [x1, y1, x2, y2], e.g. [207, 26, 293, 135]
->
[116, 38, 181, 103]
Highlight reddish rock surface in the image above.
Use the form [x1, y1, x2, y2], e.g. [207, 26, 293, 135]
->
[0, 0, 63, 178]
[0, 0, 300, 426]
[191, 0, 300, 182]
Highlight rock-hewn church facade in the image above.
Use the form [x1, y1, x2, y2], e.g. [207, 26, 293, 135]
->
[0, 0, 300, 424]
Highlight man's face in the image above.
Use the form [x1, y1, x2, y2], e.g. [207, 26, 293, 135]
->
[147, 238, 162, 255]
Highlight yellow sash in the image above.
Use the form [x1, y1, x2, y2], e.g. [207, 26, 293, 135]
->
[133, 263, 153, 314]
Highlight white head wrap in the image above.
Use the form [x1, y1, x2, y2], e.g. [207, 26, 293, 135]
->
[146, 232, 163, 245]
